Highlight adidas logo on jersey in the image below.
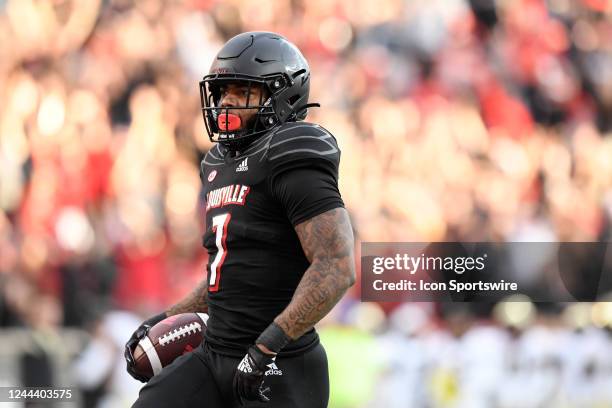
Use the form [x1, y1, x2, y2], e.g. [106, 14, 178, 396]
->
[265, 362, 283, 376]
[236, 158, 249, 172]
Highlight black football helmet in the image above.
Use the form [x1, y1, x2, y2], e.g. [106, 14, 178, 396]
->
[200, 32, 317, 148]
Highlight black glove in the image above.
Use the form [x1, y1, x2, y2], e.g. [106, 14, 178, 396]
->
[124, 312, 167, 382]
[233, 345, 275, 404]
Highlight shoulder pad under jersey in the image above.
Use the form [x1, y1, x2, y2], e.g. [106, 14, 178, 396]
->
[201, 144, 226, 168]
[266, 122, 340, 165]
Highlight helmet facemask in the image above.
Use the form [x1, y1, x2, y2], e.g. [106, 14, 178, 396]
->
[200, 73, 289, 148]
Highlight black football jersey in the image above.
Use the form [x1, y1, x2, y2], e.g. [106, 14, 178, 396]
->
[199, 122, 343, 356]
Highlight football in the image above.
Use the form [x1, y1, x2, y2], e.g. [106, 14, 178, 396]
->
[132, 313, 208, 381]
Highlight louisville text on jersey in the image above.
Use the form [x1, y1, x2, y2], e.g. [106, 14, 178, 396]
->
[206, 184, 251, 211]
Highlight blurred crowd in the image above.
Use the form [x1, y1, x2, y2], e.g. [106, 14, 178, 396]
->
[0, 0, 612, 406]
[323, 301, 612, 408]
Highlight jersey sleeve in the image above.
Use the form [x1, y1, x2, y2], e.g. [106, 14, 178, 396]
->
[267, 123, 344, 226]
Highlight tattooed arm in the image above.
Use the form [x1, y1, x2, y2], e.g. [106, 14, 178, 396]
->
[234, 209, 353, 402]
[166, 279, 209, 316]
[270, 207, 355, 341]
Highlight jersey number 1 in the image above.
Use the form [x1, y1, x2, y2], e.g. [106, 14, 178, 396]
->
[209, 213, 231, 292]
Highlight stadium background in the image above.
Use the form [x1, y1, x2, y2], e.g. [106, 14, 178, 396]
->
[1, 0, 612, 406]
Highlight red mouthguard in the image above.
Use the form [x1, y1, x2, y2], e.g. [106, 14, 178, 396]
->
[217, 113, 241, 131]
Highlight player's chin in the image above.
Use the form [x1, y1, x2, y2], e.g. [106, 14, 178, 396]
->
[243, 113, 259, 128]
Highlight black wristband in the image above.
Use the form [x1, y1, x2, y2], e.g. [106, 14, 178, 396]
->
[256, 322, 291, 354]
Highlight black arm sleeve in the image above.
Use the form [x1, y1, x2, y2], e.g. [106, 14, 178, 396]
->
[270, 159, 344, 226]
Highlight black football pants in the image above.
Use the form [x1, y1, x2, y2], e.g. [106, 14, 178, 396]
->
[132, 341, 329, 408]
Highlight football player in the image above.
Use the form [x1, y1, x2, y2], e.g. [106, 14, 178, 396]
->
[125, 31, 355, 408]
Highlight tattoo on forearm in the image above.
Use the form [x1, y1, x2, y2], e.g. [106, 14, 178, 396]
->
[274, 208, 355, 340]
[167, 279, 209, 315]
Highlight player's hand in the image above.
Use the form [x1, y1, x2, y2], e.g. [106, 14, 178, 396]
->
[124, 312, 167, 382]
[233, 345, 275, 404]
